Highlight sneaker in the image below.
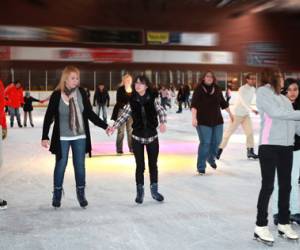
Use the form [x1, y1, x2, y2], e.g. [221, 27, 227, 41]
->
[0, 199, 7, 210]
[278, 224, 299, 240]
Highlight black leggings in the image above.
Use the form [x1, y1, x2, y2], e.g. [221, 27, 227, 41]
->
[132, 138, 159, 185]
[256, 145, 293, 226]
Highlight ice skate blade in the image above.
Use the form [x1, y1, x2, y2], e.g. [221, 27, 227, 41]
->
[278, 231, 299, 241]
[0, 205, 7, 210]
[254, 233, 274, 247]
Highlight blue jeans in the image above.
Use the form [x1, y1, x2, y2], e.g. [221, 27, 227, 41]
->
[196, 124, 223, 171]
[8, 107, 21, 127]
[54, 139, 86, 189]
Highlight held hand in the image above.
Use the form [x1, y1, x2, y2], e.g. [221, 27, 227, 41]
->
[41, 139, 49, 148]
[192, 118, 198, 127]
[2, 128, 7, 140]
[159, 123, 166, 133]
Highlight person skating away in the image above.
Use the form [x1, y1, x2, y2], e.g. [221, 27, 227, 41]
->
[272, 78, 300, 226]
[111, 73, 133, 154]
[176, 85, 185, 113]
[93, 83, 110, 123]
[41, 66, 109, 209]
[23, 91, 42, 127]
[108, 75, 167, 204]
[254, 69, 300, 246]
[191, 71, 234, 175]
[217, 73, 259, 160]
[4, 80, 24, 128]
[0, 79, 7, 209]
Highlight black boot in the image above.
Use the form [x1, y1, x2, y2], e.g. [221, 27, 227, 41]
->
[17, 122, 22, 128]
[150, 183, 164, 202]
[216, 148, 223, 160]
[135, 184, 144, 204]
[76, 187, 88, 208]
[247, 148, 258, 159]
[52, 187, 63, 208]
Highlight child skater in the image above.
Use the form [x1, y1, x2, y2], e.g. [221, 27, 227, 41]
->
[23, 91, 41, 127]
[108, 75, 167, 204]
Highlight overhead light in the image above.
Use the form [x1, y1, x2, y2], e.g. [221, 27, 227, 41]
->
[217, 0, 234, 8]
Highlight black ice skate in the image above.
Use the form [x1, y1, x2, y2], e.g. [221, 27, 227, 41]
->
[0, 199, 7, 210]
[76, 187, 88, 208]
[135, 184, 144, 204]
[150, 183, 164, 202]
[254, 226, 274, 246]
[52, 187, 63, 208]
[247, 148, 258, 159]
[290, 214, 300, 225]
[216, 148, 223, 160]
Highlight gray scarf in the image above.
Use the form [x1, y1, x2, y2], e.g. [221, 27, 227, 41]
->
[64, 87, 84, 135]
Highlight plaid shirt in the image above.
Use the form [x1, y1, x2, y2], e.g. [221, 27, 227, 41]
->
[113, 100, 167, 144]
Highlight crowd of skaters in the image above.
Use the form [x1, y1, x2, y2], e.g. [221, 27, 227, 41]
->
[0, 67, 300, 246]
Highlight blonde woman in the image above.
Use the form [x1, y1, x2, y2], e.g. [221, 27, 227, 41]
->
[41, 66, 108, 209]
[111, 73, 133, 154]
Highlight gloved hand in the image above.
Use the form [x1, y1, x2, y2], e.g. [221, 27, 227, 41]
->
[2, 128, 7, 140]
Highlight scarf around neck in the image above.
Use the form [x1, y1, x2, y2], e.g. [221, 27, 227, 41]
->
[63, 87, 84, 135]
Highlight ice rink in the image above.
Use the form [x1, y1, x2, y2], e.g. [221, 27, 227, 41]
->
[0, 106, 299, 250]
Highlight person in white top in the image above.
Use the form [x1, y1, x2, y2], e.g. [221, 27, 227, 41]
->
[217, 73, 259, 159]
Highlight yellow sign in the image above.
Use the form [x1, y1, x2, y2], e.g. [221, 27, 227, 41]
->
[147, 32, 169, 44]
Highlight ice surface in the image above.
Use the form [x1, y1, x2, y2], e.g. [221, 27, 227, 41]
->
[0, 106, 299, 250]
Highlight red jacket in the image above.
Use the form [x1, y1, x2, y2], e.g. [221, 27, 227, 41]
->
[4, 83, 24, 108]
[0, 80, 7, 129]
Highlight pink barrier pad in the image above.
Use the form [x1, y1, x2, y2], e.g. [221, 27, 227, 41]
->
[92, 140, 198, 155]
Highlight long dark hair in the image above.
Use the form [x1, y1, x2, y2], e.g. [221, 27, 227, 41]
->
[199, 71, 217, 85]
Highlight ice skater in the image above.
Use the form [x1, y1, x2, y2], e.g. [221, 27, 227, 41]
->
[93, 83, 110, 123]
[217, 73, 259, 160]
[111, 73, 133, 154]
[0, 79, 7, 210]
[272, 78, 300, 226]
[108, 75, 167, 204]
[41, 65, 109, 209]
[254, 69, 299, 245]
[191, 71, 233, 175]
[23, 91, 41, 127]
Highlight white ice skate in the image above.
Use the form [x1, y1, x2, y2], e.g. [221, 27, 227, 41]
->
[254, 226, 274, 246]
[278, 224, 299, 240]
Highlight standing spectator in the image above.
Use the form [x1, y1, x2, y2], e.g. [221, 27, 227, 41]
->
[4, 80, 24, 128]
[93, 83, 110, 123]
[111, 73, 133, 154]
[23, 91, 41, 127]
[0, 79, 7, 209]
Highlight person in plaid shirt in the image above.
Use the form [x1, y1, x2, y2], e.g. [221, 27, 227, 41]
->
[108, 75, 167, 204]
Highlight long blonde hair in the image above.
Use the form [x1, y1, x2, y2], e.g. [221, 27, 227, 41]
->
[120, 73, 132, 87]
[56, 65, 80, 92]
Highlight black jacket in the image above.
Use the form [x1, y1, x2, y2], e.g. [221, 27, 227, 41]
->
[293, 101, 300, 151]
[111, 86, 132, 121]
[42, 88, 108, 160]
[23, 96, 40, 112]
[93, 89, 110, 106]
[129, 90, 158, 138]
